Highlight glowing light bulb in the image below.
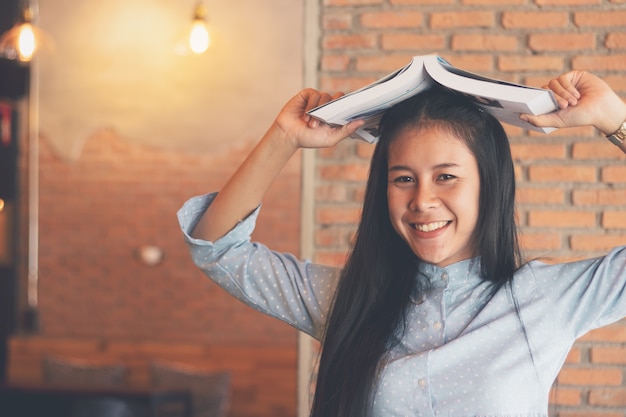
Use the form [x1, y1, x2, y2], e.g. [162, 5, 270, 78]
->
[0, 1, 53, 62]
[17, 23, 36, 61]
[187, 3, 210, 54]
[189, 19, 210, 54]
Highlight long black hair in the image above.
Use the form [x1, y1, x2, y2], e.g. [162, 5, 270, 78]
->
[309, 86, 522, 417]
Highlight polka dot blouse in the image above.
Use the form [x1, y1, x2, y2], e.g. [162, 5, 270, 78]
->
[178, 193, 626, 417]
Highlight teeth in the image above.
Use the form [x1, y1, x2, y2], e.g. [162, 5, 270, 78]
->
[415, 221, 448, 232]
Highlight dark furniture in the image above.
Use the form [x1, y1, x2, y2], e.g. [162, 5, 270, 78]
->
[151, 362, 231, 417]
[0, 382, 192, 417]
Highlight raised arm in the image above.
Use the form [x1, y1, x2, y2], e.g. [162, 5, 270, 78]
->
[521, 71, 626, 153]
[191, 89, 364, 241]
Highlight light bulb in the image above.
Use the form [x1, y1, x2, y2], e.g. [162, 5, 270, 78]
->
[17, 23, 36, 61]
[189, 19, 210, 54]
[0, 1, 53, 63]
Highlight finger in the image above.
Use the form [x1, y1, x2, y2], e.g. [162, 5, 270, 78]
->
[326, 119, 365, 142]
[520, 112, 564, 129]
[557, 72, 581, 99]
[305, 91, 332, 113]
[546, 76, 580, 107]
[296, 89, 326, 125]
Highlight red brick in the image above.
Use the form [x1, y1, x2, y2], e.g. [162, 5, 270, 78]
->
[527, 165, 597, 183]
[510, 143, 566, 161]
[321, 54, 351, 72]
[360, 11, 423, 28]
[573, 189, 626, 205]
[591, 347, 626, 365]
[589, 387, 626, 406]
[573, 55, 626, 71]
[315, 226, 354, 247]
[536, 0, 601, 4]
[316, 184, 350, 202]
[528, 210, 596, 228]
[600, 165, 626, 184]
[557, 367, 623, 386]
[463, 0, 524, 3]
[324, 0, 382, 5]
[602, 211, 626, 229]
[570, 234, 626, 252]
[604, 76, 626, 94]
[573, 140, 626, 159]
[498, 55, 564, 72]
[319, 162, 370, 181]
[315, 205, 362, 224]
[560, 412, 624, 417]
[322, 33, 378, 50]
[502, 12, 569, 29]
[430, 11, 495, 29]
[356, 55, 413, 74]
[318, 140, 357, 159]
[323, 13, 354, 30]
[452, 34, 518, 52]
[382, 33, 446, 51]
[516, 187, 564, 204]
[606, 32, 626, 49]
[575, 10, 626, 26]
[519, 232, 562, 251]
[529, 33, 596, 52]
[549, 386, 582, 405]
[390, 0, 453, 4]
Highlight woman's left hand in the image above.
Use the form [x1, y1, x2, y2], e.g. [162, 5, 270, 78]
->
[521, 70, 626, 136]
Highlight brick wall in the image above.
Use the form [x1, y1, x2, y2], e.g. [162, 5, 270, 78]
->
[13, 1, 626, 416]
[312, 0, 626, 415]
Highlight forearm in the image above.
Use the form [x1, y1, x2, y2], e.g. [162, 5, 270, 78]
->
[191, 123, 299, 241]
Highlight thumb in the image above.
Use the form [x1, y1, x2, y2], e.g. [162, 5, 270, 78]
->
[520, 112, 564, 130]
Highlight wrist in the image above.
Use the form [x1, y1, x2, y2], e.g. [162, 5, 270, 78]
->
[606, 120, 626, 147]
[263, 122, 300, 157]
[598, 100, 626, 136]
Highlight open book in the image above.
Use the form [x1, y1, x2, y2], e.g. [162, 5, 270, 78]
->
[307, 55, 559, 143]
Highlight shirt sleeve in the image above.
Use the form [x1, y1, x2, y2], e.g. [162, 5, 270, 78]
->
[177, 192, 339, 340]
[528, 246, 626, 339]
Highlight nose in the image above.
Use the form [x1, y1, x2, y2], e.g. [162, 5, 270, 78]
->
[408, 182, 439, 212]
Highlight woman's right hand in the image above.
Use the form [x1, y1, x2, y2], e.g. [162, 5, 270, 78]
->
[272, 88, 365, 150]
[192, 89, 364, 241]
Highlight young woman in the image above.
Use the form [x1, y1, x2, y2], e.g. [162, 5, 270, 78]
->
[178, 70, 626, 417]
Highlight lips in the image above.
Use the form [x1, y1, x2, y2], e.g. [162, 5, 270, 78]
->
[412, 220, 450, 232]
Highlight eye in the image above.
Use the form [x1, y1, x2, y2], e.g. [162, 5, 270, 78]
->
[437, 173, 456, 181]
[391, 175, 414, 184]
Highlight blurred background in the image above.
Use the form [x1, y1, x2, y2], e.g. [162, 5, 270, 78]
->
[0, 0, 625, 416]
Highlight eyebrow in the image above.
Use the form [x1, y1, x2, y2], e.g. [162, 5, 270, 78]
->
[388, 162, 461, 172]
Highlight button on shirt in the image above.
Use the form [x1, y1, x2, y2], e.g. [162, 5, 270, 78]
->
[178, 193, 626, 417]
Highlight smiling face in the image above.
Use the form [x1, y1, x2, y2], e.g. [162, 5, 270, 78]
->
[387, 124, 481, 267]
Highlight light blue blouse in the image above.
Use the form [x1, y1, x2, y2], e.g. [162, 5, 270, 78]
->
[178, 193, 626, 417]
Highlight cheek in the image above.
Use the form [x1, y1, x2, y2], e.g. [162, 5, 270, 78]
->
[459, 186, 480, 229]
[386, 190, 403, 221]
